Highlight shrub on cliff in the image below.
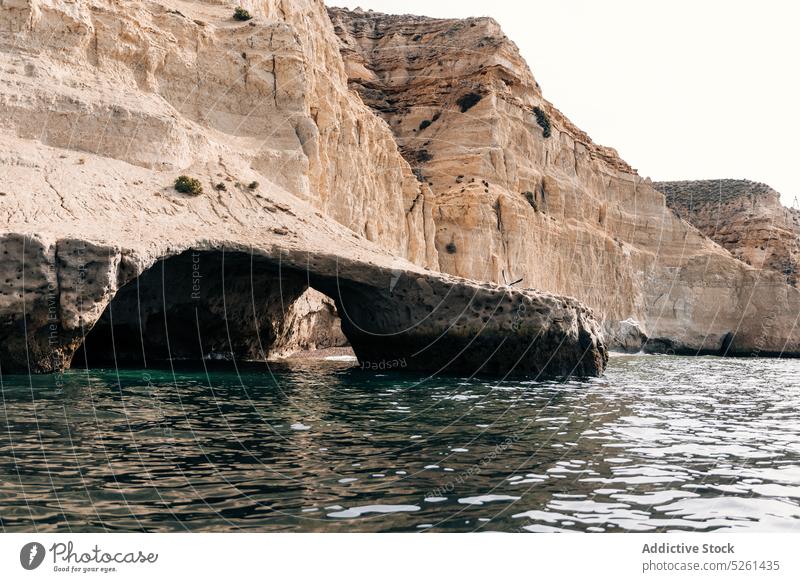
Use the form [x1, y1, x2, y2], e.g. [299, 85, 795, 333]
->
[419, 111, 441, 131]
[456, 93, 482, 113]
[445, 242, 457, 254]
[233, 7, 252, 21]
[174, 175, 203, 196]
[417, 149, 433, 163]
[533, 106, 552, 138]
[523, 191, 537, 211]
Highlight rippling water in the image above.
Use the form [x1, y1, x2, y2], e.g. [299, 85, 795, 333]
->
[1, 355, 799, 532]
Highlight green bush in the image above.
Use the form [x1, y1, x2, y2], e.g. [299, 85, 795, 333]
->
[418, 112, 441, 131]
[456, 93, 482, 113]
[445, 241, 457, 254]
[215, 182, 227, 191]
[533, 106, 552, 138]
[233, 7, 252, 21]
[417, 149, 433, 163]
[523, 191, 537, 211]
[248, 181, 259, 190]
[174, 175, 203, 196]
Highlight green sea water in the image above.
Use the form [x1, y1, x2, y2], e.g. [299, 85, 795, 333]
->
[1, 355, 799, 532]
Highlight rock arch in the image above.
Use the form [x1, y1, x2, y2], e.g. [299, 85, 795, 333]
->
[0, 234, 607, 378]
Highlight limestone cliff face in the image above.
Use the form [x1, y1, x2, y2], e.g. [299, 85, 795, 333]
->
[0, 0, 606, 376]
[656, 180, 800, 287]
[0, 0, 436, 266]
[0, 0, 434, 362]
[328, 7, 800, 356]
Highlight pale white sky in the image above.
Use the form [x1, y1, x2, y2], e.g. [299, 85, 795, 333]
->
[329, 0, 800, 208]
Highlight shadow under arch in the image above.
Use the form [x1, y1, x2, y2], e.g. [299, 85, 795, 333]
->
[72, 249, 333, 369]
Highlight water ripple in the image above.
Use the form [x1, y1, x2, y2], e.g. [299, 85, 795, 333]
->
[1, 356, 799, 532]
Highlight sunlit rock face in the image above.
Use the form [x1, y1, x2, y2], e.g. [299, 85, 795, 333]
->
[328, 7, 800, 357]
[1, 0, 441, 263]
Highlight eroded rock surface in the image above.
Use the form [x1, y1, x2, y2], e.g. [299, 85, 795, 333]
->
[72, 250, 310, 367]
[270, 289, 349, 359]
[328, 7, 800, 357]
[0, 233, 607, 377]
[656, 180, 800, 287]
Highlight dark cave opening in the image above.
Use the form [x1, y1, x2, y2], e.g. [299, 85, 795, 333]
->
[71, 250, 323, 369]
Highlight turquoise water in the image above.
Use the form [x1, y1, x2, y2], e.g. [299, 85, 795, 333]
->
[1, 356, 799, 532]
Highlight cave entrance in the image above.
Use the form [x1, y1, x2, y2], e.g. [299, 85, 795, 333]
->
[71, 250, 348, 369]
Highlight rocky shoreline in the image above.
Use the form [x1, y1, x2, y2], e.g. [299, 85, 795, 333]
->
[1, 1, 798, 378]
[0, 232, 608, 377]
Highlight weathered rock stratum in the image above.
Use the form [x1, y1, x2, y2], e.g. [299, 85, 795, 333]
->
[328, 7, 800, 357]
[656, 180, 800, 288]
[0, 0, 607, 377]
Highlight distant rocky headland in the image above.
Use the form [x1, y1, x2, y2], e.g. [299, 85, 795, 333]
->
[1, 0, 798, 378]
[656, 180, 800, 288]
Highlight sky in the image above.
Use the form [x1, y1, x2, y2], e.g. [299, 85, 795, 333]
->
[328, 0, 800, 208]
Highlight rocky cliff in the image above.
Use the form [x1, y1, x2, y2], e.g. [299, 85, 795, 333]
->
[0, 0, 607, 377]
[2, 1, 799, 377]
[656, 180, 800, 287]
[328, 7, 800, 356]
[1, 0, 437, 264]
